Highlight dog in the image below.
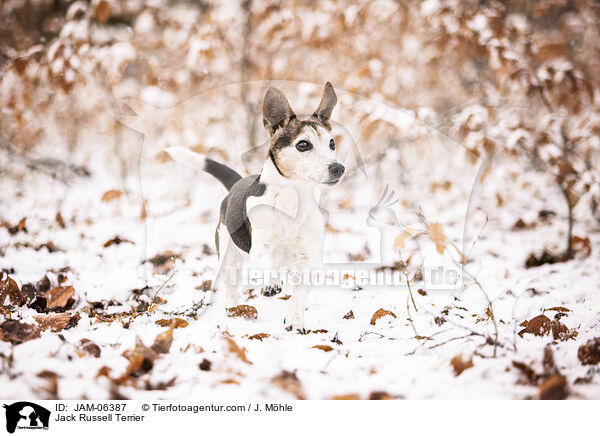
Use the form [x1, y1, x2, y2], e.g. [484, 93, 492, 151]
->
[166, 82, 344, 331]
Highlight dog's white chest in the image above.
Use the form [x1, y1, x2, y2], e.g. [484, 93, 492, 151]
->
[246, 184, 323, 265]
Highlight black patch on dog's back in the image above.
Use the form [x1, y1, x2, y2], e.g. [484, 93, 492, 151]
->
[219, 175, 266, 253]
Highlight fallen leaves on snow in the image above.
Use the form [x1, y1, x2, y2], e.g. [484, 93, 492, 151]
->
[370, 308, 397, 325]
[271, 370, 305, 400]
[450, 355, 474, 376]
[35, 312, 80, 332]
[518, 314, 552, 337]
[223, 333, 250, 364]
[427, 222, 446, 254]
[0, 320, 41, 344]
[248, 333, 270, 341]
[101, 190, 123, 202]
[155, 318, 189, 328]
[103, 236, 134, 247]
[0, 274, 24, 306]
[578, 337, 600, 365]
[227, 305, 258, 320]
[44, 285, 75, 310]
[311, 345, 333, 352]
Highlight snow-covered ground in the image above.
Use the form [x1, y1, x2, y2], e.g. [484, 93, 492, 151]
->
[1, 120, 599, 400]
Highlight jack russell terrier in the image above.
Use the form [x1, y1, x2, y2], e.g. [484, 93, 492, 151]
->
[166, 82, 344, 331]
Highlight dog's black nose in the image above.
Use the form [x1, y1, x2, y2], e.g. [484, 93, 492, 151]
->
[328, 162, 345, 179]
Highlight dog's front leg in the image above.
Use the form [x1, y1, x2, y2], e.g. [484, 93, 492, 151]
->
[216, 241, 243, 308]
[284, 279, 310, 333]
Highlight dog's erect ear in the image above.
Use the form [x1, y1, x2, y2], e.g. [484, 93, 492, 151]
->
[313, 82, 337, 123]
[262, 87, 296, 135]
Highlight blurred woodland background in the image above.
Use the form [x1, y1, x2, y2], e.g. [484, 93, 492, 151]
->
[1, 0, 599, 256]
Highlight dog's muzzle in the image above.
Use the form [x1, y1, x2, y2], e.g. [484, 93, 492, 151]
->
[326, 162, 345, 184]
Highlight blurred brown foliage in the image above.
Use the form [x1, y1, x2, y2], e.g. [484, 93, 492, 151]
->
[1, 0, 599, 237]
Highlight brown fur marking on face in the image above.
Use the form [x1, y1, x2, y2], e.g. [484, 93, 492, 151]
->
[269, 118, 328, 178]
[270, 118, 328, 152]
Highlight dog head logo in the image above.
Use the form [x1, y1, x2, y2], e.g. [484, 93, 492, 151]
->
[3, 402, 50, 433]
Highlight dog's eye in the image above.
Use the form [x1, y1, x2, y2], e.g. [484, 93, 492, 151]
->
[296, 140, 312, 152]
[329, 139, 335, 150]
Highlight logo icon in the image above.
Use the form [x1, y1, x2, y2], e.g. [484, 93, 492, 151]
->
[3, 402, 50, 433]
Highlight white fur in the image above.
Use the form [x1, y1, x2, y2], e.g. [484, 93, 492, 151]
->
[164, 146, 206, 170]
[275, 125, 338, 184]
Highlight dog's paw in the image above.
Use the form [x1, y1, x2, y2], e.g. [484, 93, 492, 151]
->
[261, 285, 282, 297]
[284, 315, 306, 334]
[284, 324, 309, 334]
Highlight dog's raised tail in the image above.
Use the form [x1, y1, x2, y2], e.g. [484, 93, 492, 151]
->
[165, 147, 242, 191]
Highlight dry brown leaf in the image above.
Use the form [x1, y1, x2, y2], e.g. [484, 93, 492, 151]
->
[223, 334, 250, 363]
[0, 320, 41, 344]
[80, 339, 101, 358]
[394, 228, 415, 251]
[450, 355, 474, 376]
[123, 339, 156, 377]
[370, 308, 397, 325]
[35, 313, 80, 332]
[44, 286, 74, 309]
[326, 223, 341, 233]
[343, 310, 355, 319]
[427, 222, 446, 254]
[2, 217, 27, 235]
[271, 370, 306, 400]
[197, 280, 213, 292]
[227, 305, 258, 320]
[538, 374, 568, 400]
[199, 358, 212, 371]
[577, 337, 600, 365]
[340, 197, 353, 210]
[571, 236, 592, 258]
[103, 236, 133, 248]
[146, 251, 180, 274]
[248, 333, 270, 341]
[0, 275, 24, 306]
[55, 211, 66, 228]
[518, 314, 552, 337]
[369, 391, 393, 400]
[155, 318, 189, 328]
[331, 394, 361, 400]
[37, 370, 58, 397]
[512, 361, 539, 385]
[551, 320, 577, 341]
[430, 180, 452, 192]
[94, 0, 111, 23]
[96, 366, 111, 378]
[311, 345, 333, 352]
[152, 328, 174, 354]
[140, 199, 148, 221]
[101, 190, 123, 202]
